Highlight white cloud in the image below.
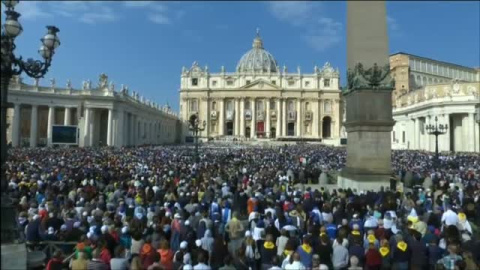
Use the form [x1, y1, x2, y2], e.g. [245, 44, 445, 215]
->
[14, 1, 52, 20]
[20, 2, 118, 24]
[79, 6, 116, 24]
[148, 13, 171, 24]
[268, 1, 314, 26]
[387, 16, 400, 33]
[267, 2, 342, 52]
[124, 1, 154, 8]
[124, 2, 183, 25]
[304, 17, 343, 52]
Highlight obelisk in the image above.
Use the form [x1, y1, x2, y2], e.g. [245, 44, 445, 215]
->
[338, 1, 395, 190]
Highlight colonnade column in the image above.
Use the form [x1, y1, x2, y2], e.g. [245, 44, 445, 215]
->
[117, 110, 124, 147]
[251, 99, 256, 138]
[84, 108, 91, 147]
[219, 99, 225, 136]
[240, 98, 245, 137]
[11, 103, 21, 147]
[64, 107, 72, 125]
[282, 99, 287, 136]
[296, 99, 301, 137]
[30, 105, 38, 147]
[276, 99, 281, 138]
[468, 113, 475, 152]
[47, 106, 55, 146]
[107, 109, 113, 146]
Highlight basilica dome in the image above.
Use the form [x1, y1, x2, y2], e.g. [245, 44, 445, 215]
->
[236, 30, 278, 73]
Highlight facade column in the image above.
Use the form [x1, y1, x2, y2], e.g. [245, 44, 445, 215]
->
[282, 99, 287, 136]
[117, 110, 124, 147]
[313, 99, 320, 137]
[11, 103, 21, 147]
[276, 99, 281, 138]
[265, 99, 271, 138]
[64, 107, 72, 125]
[47, 106, 55, 146]
[251, 98, 256, 138]
[84, 108, 91, 147]
[296, 99, 302, 137]
[30, 105, 38, 147]
[234, 99, 239, 136]
[240, 98, 245, 137]
[468, 113, 475, 152]
[219, 99, 225, 136]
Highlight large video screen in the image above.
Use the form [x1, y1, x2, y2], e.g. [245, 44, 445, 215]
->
[52, 125, 78, 144]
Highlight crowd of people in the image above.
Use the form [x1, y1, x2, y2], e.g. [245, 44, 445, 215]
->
[4, 144, 480, 270]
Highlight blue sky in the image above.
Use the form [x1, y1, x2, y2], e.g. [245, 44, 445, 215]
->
[6, 1, 480, 112]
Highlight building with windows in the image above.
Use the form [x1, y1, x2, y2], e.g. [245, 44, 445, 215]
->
[178, 31, 343, 144]
[6, 74, 180, 148]
[389, 52, 480, 105]
[392, 80, 479, 152]
[390, 53, 480, 153]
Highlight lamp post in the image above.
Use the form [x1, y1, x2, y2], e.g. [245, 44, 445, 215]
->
[426, 116, 448, 169]
[188, 113, 206, 163]
[1, 0, 61, 244]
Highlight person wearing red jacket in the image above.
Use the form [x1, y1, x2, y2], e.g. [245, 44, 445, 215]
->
[365, 243, 382, 270]
[46, 250, 64, 270]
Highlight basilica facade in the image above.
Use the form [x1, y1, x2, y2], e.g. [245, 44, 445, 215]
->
[179, 32, 343, 144]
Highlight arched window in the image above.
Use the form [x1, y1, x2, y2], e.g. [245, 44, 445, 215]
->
[305, 102, 310, 111]
[322, 116, 331, 138]
[423, 76, 427, 85]
[416, 75, 421, 85]
[212, 101, 217, 110]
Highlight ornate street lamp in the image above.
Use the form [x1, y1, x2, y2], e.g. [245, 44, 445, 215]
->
[1, 0, 61, 244]
[188, 113, 206, 163]
[426, 116, 448, 169]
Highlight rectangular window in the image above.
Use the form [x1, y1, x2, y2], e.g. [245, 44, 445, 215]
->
[393, 131, 396, 142]
[226, 100, 233, 111]
[324, 79, 330, 87]
[271, 80, 276, 85]
[246, 80, 251, 85]
[212, 80, 217, 86]
[212, 102, 217, 110]
[305, 81, 310, 87]
[288, 80, 295, 86]
[226, 80, 233, 86]
[402, 131, 405, 143]
[191, 78, 198, 86]
[189, 99, 198, 112]
[245, 100, 250, 110]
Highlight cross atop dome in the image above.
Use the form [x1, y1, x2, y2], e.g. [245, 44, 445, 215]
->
[252, 28, 263, 49]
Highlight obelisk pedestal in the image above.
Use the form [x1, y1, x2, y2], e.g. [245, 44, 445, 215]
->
[338, 1, 395, 191]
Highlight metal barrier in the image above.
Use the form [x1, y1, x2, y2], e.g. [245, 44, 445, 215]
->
[27, 241, 77, 262]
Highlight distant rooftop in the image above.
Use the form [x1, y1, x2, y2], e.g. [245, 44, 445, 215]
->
[390, 51, 478, 72]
